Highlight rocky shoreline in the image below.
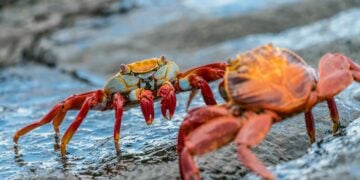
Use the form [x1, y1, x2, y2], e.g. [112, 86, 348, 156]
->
[1, 0, 360, 179]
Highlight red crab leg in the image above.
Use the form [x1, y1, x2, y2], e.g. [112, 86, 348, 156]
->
[13, 90, 99, 144]
[235, 111, 276, 180]
[326, 98, 340, 133]
[157, 82, 176, 120]
[316, 53, 360, 134]
[177, 105, 229, 153]
[113, 92, 125, 152]
[139, 89, 155, 125]
[53, 111, 67, 135]
[179, 115, 241, 180]
[61, 90, 104, 156]
[189, 76, 217, 105]
[176, 62, 227, 109]
[304, 109, 316, 144]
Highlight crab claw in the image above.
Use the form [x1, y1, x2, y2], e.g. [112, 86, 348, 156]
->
[157, 82, 176, 120]
[176, 62, 227, 109]
[139, 89, 155, 125]
[177, 105, 229, 153]
[190, 76, 217, 105]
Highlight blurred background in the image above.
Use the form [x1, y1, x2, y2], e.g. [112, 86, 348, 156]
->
[1, 0, 360, 179]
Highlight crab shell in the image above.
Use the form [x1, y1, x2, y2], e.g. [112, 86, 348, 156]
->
[223, 44, 317, 115]
[104, 57, 180, 96]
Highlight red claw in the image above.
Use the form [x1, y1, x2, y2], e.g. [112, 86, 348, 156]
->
[176, 62, 227, 109]
[190, 76, 217, 105]
[157, 83, 177, 120]
[140, 89, 155, 125]
[177, 105, 229, 153]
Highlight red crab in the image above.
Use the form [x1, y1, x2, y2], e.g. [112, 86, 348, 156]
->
[177, 44, 360, 179]
[13, 56, 227, 156]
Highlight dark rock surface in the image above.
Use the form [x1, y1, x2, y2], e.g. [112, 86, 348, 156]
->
[1, 0, 360, 179]
[246, 116, 360, 180]
[34, 0, 360, 75]
[0, 0, 118, 66]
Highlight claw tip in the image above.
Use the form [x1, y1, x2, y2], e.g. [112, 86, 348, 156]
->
[145, 116, 154, 125]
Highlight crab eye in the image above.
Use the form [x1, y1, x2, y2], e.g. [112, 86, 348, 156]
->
[159, 55, 167, 65]
[120, 64, 130, 74]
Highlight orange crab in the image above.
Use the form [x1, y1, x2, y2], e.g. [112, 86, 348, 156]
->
[13, 56, 227, 156]
[177, 44, 360, 179]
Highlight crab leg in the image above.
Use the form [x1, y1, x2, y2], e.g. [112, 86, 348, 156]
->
[176, 62, 227, 109]
[53, 111, 67, 135]
[61, 90, 104, 156]
[113, 92, 125, 151]
[157, 82, 176, 119]
[235, 112, 276, 179]
[326, 98, 340, 133]
[304, 110, 316, 144]
[316, 53, 360, 134]
[179, 116, 241, 180]
[177, 105, 229, 153]
[13, 90, 99, 144]
[189, 76, 217, 105]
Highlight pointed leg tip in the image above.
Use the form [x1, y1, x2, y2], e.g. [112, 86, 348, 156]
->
[61, 151, 66, 157]
[13, 136, 19, 144]
[60, 143, 67, 157]
[310, 138, 315, 144]
[333, 122, 340, 134]
[114, 141, 120, 152]
[264, 174, 275, 180]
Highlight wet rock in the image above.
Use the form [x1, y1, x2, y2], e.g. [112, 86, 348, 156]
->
[3, 60, 359, 179]
[0, 0, 118, 66]
[174, 8, 360, 68]
[34, 0, 360, 75]
[141, 0, 360, 51]
[245, 117, 360, 180]
[2, 0, 360, 179]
